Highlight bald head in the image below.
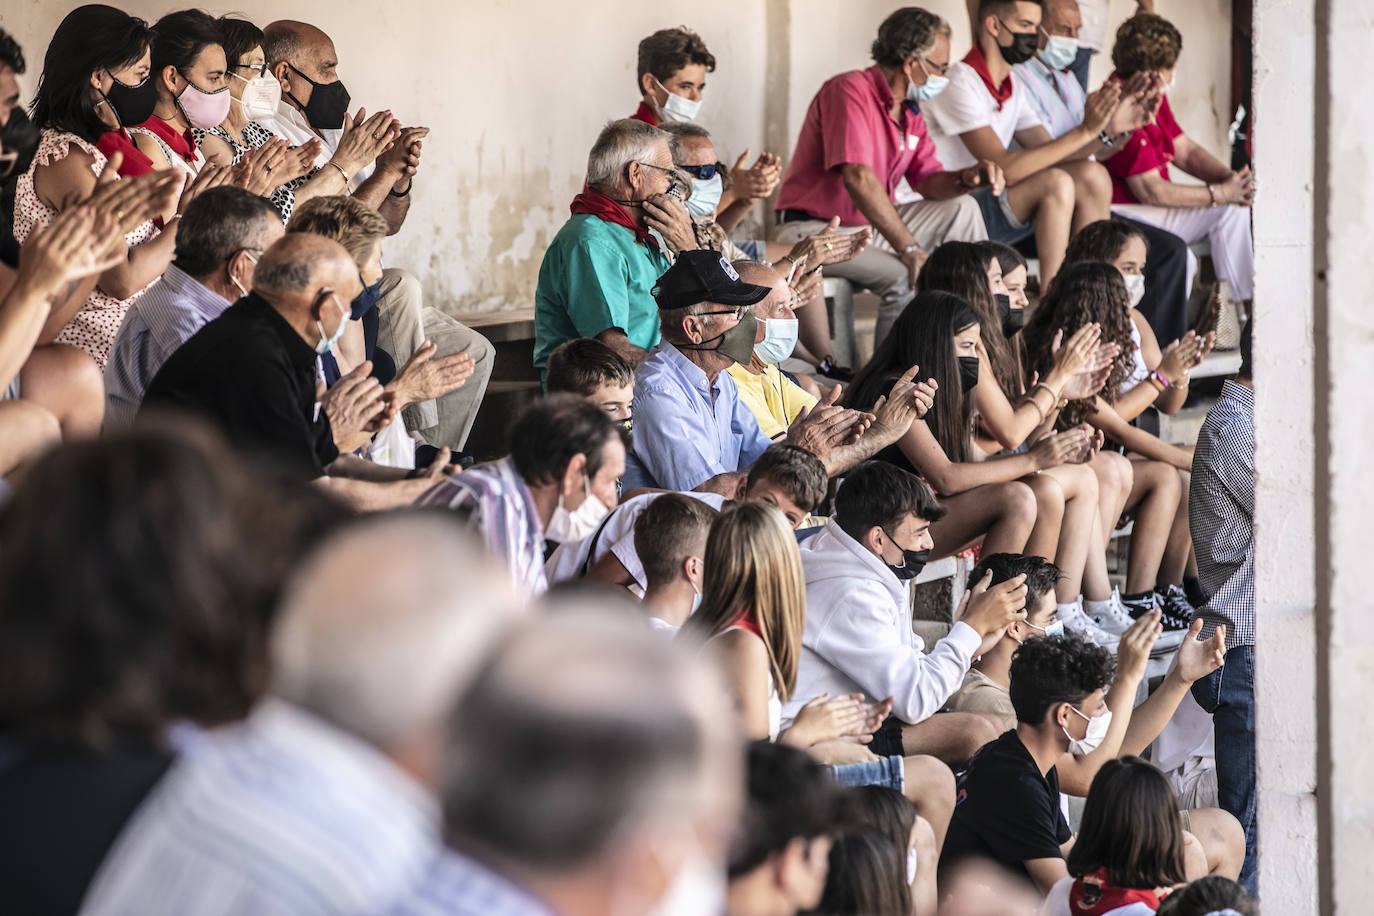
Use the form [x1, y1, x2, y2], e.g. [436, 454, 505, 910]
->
[254, 232, 357, 298]
[443, 608, 741, 879]
[1042, 0, 1082, 36]
[271, 513, 522, 752]
[263, 20, 333, 69]
[734, 260, 794, 322]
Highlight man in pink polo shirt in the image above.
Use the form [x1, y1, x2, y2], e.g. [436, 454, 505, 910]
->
[774, 7, 1002, 346]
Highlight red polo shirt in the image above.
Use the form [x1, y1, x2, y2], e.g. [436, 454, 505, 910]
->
[630, 101, 659, 126]
[774, 65, 945, 226]
[1103, 87, 1184, 205]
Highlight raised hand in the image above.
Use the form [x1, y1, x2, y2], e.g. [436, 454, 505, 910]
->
[177, 163, 237, 216]
[234, 138, 290, 196]
[329, 108, 400, 178]
[83, 165, 182, 244]
[1030, 425, 1090, 470]
[320, 361, 391, 453]
[1083, 80, 1122, 134]
[788, 693, 871, 747]
[957, 570, 1029, 642]
[871, 364, 937, 439]
[387, 340, 476, 408]
[1173, 620, 1226, 684]
[642, 192, 698, 252]
[1116, 608, 1163, 684]
[15, 206, 125, 298]
[786, 218, 870, 269]
[729, 149, 782, 202]
[1050, 323, 1103, 381]
[377, 125, 429, 185]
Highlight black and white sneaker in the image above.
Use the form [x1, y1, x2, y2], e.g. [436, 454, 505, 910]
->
[1155, 584, 1198, 632]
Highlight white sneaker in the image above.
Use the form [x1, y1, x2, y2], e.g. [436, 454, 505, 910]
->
[1058, 599, 1120, 651]
[1086, 588, 1136, 637]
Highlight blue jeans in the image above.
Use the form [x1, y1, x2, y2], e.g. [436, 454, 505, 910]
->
[1191, 645, 1256, 896]
[831, 755, 905, 792]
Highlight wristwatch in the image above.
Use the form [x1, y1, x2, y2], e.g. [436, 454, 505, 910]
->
[900, 242, 922, 256]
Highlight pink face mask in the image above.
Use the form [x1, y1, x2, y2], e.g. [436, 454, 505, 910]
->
[177, 74, 232, 129]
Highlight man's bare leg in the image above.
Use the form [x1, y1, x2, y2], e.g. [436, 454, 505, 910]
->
[899, 711, 1003, 768]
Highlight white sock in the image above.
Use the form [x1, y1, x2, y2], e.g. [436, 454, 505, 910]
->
[1057, 600, 1082, 617]
[1084, 596, 1111, 615]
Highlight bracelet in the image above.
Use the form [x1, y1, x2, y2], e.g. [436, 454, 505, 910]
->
[1022, 395, 1048, 424]
[779, 253, 797, 264]
[388, 179, 412, 199]
[326, 161, 352, 184]
[1098, 129, 1114, 146]
[900, 242, 922, 256]
[956, 170, 975, 190]
[1206, 183, 1217, 207]
[1031, 381, 1059, 404]
[1148, 370, 1168, 392]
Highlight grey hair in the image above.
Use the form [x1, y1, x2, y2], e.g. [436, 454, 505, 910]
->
[587, 119, 670, 192]
[250, 256, 312, 294]
[658, 121, 711, 163]
[871, 7, 952, 68]
[173, 187, 279, 278]
[261, 21, 303, 67]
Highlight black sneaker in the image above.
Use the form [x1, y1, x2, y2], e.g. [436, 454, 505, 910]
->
[1154, 585, 1196, 631]
[817, 356, 854, 383]
[1120, 590, 1159, 621]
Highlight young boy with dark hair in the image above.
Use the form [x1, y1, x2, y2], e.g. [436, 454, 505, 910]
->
[545, 338, 634, 425]
[634, 492, 717, 632]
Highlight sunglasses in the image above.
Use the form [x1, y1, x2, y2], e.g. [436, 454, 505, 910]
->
[678, 161, 726, 180]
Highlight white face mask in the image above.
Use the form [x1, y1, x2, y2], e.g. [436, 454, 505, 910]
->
[1037, 33, 1079, 71]
[689, 580, 703, 616]
[1123, 272, 1146, 308]
[656, 77, 702, 123]
[1063, 705, 1112, 756]
[685, 174, 723, 219]
[544, 474, 611, 543]
[754, 317, 799, 364]
[233, 70, 282, 121]
[313, 294, 348, 355]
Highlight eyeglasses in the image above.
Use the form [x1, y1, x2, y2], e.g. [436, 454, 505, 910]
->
[920, 57, 949, 77]
[678, 161, 726, 181]
[697, 306, 749, 321]
[235, 62, 269, 78]
[636, 160, 687, 197]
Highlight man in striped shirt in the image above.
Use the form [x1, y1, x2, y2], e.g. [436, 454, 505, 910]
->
[1188, 319, 1256, 895]
[104, 187, 282, 429]
[80, 513, 524, 916]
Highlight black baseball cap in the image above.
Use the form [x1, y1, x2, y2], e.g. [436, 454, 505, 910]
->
[652, 250, 771, 311]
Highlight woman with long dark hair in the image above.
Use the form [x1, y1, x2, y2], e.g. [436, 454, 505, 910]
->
[1023, 261, 1199, 628]
[845, 290, 1087, 560]
[806, 830, 912, 916]
[16, 4, 217, 367]
[917, 243, 1132, 634]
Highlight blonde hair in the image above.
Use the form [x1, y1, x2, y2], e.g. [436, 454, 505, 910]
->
[285, 195, 388, 269]
[680, 502, 806, 700]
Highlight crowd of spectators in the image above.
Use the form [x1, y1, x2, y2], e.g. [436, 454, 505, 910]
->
[0, 2, 1260, 913]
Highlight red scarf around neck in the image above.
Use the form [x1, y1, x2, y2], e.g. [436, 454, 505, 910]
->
[964, 44, 1015, 111]
[1070, 869, 1164, 915]
[569, 188, 660, 250]
[630, 100, 659, 126]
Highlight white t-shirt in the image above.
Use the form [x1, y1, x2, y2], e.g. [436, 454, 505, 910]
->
[544, 491, 728, 597]
[1076, 0, 1112, 51]
[922, 61, 1043, 171]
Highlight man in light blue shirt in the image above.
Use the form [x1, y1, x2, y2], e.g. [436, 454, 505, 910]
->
[622, 251, 864, 493]
[104, 187, 282, 429]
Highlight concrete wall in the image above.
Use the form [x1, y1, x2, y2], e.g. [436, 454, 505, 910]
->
[5, 0, 1231, 318]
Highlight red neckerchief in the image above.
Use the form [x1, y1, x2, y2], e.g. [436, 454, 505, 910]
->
[1069, 869, 1164, 914]
[569, 188, 660, 250]
[964, 44, 1014, 111]
[730, 612, 764, 639]
[630, 100, 659, 126]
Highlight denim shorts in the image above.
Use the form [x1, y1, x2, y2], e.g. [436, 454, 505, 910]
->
[972, 187, 1035, 245]
[830, 754, 905, 793]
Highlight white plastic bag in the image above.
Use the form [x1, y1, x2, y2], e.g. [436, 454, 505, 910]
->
[367, 416, 416, 469]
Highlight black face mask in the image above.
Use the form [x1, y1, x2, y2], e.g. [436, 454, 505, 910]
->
[104, 74, 159, 128]
[995, 293, 1023, 338]
[883, 532, 931, 582]
[286, 63, 351, 130]
[996, 22, 1040, 65]
[958, 355, 981, 392]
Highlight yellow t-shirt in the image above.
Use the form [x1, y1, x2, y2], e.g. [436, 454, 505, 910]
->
[947, 667, 1016, 733]
[727, 363, 819, 440]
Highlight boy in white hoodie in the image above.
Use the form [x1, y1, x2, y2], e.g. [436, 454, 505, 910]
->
[787, 461, 1029, 767]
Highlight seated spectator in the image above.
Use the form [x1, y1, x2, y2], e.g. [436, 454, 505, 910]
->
[809, 831, 911, 916]
[18, 5, 200, 367]
[0, 422, 340, 915]
[193, 16, 324, 222]
[845, 290, 1085, 559]
[939, 633, 1113, 891]
[104, 186, 283, 429]
[726, 741, 847, 916]
[413, 608, 742, 916]
[923, 0, 1113, 290]
[1188, 319, 1256, 893]
[634, 492, 717, 632]
[140, 233, 453, 507]
[848, 785, 938, 915]
[1009, 0, 1194, 343]
[1155, 876, 1257, 916]
[730, 260, 936, 471]
[82, 511, 522, 915]
[126, 10, 228, 179]
[260, 20, 422, 234]
[623, 250, 866, 492]
[630, 27, 780, 233]
[1103, 14, 1254, 308]
[790, 460, 1030, 766]
[2, 205, 127, 476]
[547, 443, 829, 594]
[774, 7, 995, 347]
[545, 336, 634, 426]
[533, 118, 683, 373]
[1042, 756, 1191, 914]
[1021, 260, 1198, 630]
[419, 394, 623, 597]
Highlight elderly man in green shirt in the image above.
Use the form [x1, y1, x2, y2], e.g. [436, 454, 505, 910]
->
[534, 119, 699, 376]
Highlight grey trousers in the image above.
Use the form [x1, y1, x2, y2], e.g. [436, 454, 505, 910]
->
[774, 196, 987, 346]
[375, 267, 494, 451]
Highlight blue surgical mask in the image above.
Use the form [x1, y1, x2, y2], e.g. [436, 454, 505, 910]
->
[1037, 32, 1079, 71]
[350, 274, 382, 320]
[907, 59, 948, 104]
[685, 173, 723, 218]
[1025, 618, 1065, 639]
[314, 293, 349, 356]
[754, 317, 799, 364]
